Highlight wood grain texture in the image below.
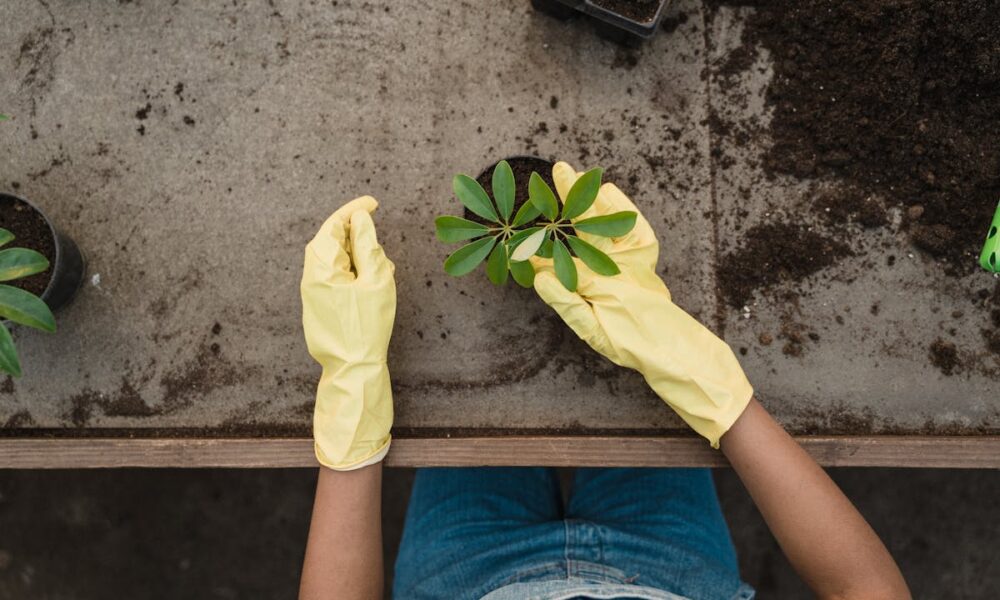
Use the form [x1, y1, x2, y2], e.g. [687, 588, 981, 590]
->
[1, 436, 999, 469]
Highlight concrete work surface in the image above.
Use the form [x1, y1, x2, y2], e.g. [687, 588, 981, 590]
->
[0, 0, 997, 443]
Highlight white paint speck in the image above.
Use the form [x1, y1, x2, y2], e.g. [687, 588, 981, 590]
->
[90, 273, 101, 286]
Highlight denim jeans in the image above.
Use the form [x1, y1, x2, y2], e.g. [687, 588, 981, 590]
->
[393, 467, 754, 600]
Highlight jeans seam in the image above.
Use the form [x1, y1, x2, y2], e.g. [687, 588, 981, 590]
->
[563, 518, 571, 578]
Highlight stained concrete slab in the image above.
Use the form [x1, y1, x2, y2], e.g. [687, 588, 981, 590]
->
[0, 0, 995, 436]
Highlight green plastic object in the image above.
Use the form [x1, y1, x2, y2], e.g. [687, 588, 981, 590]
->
[980, 200, 1000, 273]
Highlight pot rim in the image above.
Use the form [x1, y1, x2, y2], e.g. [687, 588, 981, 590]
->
[476, 154, 556, 181]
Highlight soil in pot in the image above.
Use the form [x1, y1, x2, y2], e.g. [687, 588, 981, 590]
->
[0, 196, 56, 297]
[591, 0, 661, 23]
[464, 156, 556, 226]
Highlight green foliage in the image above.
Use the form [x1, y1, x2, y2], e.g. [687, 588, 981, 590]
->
[573, 212, 637, 237]
[528, 173, 558, 221]
[566, 235, 619, 276]
[435, 162, 637, 291]
[0, 114, 9, 122]
[552, 238, 577, 291]
[453, 174, 497, 222]
[443, 236, 496, 277]
[562, 168, 602, 220]
[0, 228, 55, 377]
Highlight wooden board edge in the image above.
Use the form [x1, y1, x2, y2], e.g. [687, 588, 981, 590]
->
[0, 436, 998, 469]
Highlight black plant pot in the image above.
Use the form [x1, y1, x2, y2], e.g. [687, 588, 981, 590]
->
[464, 155, 556, 225]
[532, 0, 672, 45]
[0, 192, 85, 312]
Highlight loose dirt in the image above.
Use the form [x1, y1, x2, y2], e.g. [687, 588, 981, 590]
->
[715, 0, 1000, 275]
[719, 221, 852, 308]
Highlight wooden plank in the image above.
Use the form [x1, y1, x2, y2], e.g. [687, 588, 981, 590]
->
[0, 436, 998, 469]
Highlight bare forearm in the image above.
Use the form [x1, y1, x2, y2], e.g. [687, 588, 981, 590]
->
[299, 464, 384, 600]
[720, 399, 910, 600]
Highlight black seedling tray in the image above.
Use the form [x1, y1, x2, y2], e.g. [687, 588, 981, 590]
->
[532, 0, 672, 44]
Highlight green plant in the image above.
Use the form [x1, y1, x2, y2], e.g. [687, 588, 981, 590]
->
[0, 114, 8, 121]
[0, 229, 54, 377]
[435, 162, 637, 292]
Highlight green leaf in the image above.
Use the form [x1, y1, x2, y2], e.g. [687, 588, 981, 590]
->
[0, 284, 55, 332]
[509, 258, 535, 288]
[444, 237, 497, 277]
[0, 229, 13, 248]
[453, 174, 498, 222]
[566, 235, 620, 276]
[562, 167, 603, 220]
[552, 238, 577, 292]
[485, 241, 509, 285]
[528, 172, 558, 221]
[492, 160, 515, 222]
[443, 236, 497, 277]
[0, 324, 20, 377]
[507, 226, 542, 250]
[573, 211, 637, 237]
[511, 200, 541, 227]
[0, 115, 9, 122]
[537, 237, 554, 258]
[510, 228, 547, 262]
[435, 216, 490, 243]
[0, 249, 49, 282]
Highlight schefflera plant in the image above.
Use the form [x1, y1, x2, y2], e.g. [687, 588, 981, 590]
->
[435, 160, 543, 287]
[434, 162, 638, 292]
[508, 168, 637, 292]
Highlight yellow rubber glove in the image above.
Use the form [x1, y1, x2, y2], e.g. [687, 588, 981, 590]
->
[532, 162, 753, 448]
[301, 196, 396, 470]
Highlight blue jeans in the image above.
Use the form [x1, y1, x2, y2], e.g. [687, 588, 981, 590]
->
[393, 468, 753, 600]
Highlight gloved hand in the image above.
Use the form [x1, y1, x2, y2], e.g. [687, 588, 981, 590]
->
[531, 162, 753, 448]
[301, 196, 396, 470]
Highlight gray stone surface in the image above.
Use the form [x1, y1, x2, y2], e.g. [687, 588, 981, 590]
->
[0, 467, 996, 598]
[0, 0, 995, 435]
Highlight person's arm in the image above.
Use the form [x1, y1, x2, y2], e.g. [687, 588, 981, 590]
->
[721, 399, 910, 600]
[298, 196, 397, 599]
[529, 162, 910, 597]
[299, 464, 384, 600]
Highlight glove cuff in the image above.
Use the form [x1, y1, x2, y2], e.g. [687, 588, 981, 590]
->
[315, 435, 391, 471]
[702, 381, 754, 449]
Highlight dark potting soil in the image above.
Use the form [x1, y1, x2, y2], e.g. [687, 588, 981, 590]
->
[715, 0, 1000, 275]
[813, 187, 889, 229]
[0, 196, 55, 297]
[590, 0, 661, 23]
[719, 221, 852, 309]
[464, 156, 556, 226]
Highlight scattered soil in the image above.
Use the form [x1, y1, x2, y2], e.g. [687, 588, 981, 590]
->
[463, 156, 556, 226]
[591, 0, 662, 23]
[980, 282, 1000, 358]
[719, 221, 852, 308]
[929, 338, 959, 376]
[0, 195, 55, 297]
[718, 0, 1000, 274]
[3, 410, 34, 428]
[813, 188, 888, 229]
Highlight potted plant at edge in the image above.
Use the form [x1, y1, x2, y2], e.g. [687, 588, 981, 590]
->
[0, 113, 86, 376]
